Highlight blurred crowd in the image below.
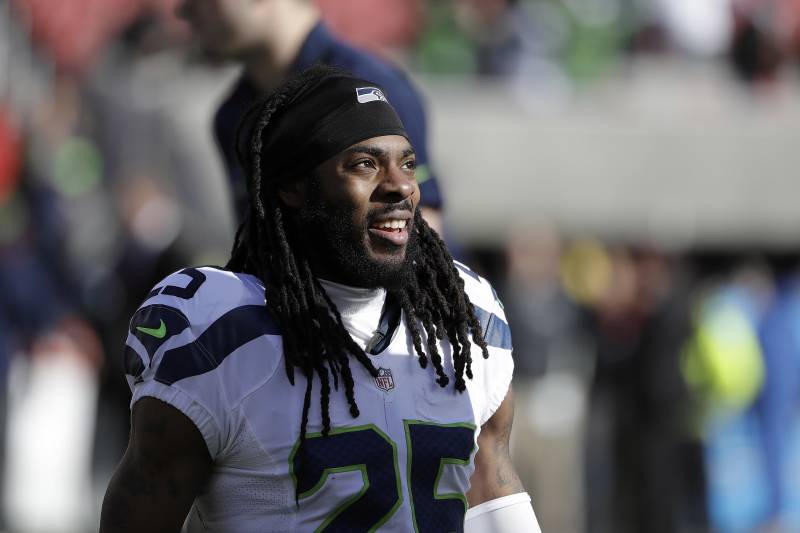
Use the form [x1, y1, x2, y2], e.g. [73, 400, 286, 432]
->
[1, 1, 800, 532]
[338, 0, 800, 86]
[492, 232, 800, 533]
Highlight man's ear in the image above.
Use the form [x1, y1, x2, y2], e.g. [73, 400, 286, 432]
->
[278, 180, 306, 208]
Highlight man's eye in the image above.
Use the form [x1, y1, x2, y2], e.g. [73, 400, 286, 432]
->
[403, 159, 417, 170]
[354, 159, 375, 169]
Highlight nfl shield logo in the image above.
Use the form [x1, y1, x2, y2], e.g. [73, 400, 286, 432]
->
[374, 367, 395, 392]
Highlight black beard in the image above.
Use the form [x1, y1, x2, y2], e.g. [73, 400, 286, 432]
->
[292, 191, 418, 290]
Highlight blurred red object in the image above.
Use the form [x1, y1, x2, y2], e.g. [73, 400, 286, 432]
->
[11, 0, 183, 73]
[0, 108, 23, 204]
[316, 0, 423, 53]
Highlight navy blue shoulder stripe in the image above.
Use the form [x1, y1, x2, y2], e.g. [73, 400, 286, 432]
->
[454, 261, 481, 282]
[129, 304, 190, 361]
[471, 304, 512, 350]
[155, 305, 281, 385]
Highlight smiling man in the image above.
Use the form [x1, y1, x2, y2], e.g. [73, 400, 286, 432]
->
[100, 66, 541, 533]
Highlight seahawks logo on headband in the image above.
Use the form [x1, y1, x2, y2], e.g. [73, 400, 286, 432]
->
[356, 87, 387, 104]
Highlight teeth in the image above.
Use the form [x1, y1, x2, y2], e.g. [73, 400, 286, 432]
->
[377, 220, 406, 229]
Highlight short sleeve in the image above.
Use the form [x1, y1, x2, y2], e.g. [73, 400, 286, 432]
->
[122, 267, 263, 459]
[129, 373, 226, 458]
[455, 260, 515, 426]
[477, 295, 514, 425]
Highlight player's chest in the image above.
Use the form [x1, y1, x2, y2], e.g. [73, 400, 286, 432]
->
[235, 330, 481, 531]
[245, 325, 479, 442]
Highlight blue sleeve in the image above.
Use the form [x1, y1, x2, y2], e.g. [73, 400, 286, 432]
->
[214, 80, 255, 223]
[213, 93, 238, 177]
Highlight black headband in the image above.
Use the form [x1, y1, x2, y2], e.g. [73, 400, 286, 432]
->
[239, 74, 408, 182]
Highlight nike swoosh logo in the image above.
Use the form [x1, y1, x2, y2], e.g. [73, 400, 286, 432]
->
[136, 320, 167, 339]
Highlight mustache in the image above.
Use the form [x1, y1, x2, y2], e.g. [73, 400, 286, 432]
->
[367, 199, 415, 221]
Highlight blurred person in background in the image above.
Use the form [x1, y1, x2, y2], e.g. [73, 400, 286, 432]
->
[4, 3, 232, 529]
[582, 246, 706, 533]
[685, 260, 800, 533]
[0, 77, 105, 532]
[500, 225, 590, 533]
[502, 224, 586, 379]
[756, 265, 800, 532]
[451, 0, 540, 78]
[176, 0, 445, 233]
[66, 10, 236, 515]
[682, 262, 770, 533]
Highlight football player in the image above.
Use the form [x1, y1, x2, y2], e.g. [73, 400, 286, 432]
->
[100, 66, 541, 532]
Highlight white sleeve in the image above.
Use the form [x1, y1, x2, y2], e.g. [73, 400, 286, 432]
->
[123, 269, 233, 459]
[455, 262, 516, 426]
[125, 315, 231, 459]
[131, 376, 226, 457]
[479, 294, 514, 425]
[464, 493, 542, 533]
[123, 267, 280, 460]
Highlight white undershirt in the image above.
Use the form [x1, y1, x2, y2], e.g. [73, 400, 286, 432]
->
[318, 279, 387, 350]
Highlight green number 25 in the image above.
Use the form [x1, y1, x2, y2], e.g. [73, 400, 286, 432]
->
[289, 420, 476, 532]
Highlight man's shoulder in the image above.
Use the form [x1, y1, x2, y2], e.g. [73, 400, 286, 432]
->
[335, 48, 421, 114]
[452, 260, 495, 307]
[214, 76, 257, 147]
[329, 43, 411, 89]
[452, 260, 512, 353]
[295, 23, 410, 89]
[125, 267, 285, 459]
[125, 266, 279, 385]
[133, 266, 269, 339]
[140, 265, 264, 315]
[295, 25, 423, 116]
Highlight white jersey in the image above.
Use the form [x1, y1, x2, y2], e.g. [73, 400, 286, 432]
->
[124, 263, 514, 532]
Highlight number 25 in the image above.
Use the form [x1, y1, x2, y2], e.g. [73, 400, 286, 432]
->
[290, 421, 475, 532]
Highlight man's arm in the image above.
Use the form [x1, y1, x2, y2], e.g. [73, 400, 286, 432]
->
[99, 397, 213, 533]
[466, 385, 542, 532]
[467, 385, 525, 506]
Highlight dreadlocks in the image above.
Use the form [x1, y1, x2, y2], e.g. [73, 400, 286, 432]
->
[226, 65, 490, 454]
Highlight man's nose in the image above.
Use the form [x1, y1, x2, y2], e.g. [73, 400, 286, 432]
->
[376, 165, 416, 202]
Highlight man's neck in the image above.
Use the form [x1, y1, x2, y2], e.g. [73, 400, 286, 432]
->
[241, 4, 320, 91]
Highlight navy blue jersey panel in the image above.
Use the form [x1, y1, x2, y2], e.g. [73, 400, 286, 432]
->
[471, 305, 513, 350]
[406, 423, 474, 532]
[293, 427, 400, 531]
[155, 305, 280, 385]
[129, 304, 190, 360]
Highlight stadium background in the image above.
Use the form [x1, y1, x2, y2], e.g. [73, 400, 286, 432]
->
[1, 0, 800, 532]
